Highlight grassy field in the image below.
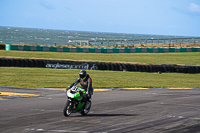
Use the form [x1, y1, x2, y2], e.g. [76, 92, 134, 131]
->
[1, 50, 200, 88]
[1, 50, 200, 65]
[0, 67, 200, 89]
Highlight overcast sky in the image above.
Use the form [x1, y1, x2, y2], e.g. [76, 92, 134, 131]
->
[0, 0, 200, 36]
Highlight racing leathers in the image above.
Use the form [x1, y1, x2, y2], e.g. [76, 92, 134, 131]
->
[67, 74, 93, 99]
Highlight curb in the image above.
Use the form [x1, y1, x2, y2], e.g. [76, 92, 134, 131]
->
[94, 88, 199, 91]
[116, 88, 196, 90]
[0, 91, 42, 97]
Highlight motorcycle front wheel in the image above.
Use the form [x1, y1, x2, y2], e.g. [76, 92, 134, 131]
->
[63, 100, 73, 117]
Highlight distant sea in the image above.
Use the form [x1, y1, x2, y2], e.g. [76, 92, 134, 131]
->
[0, 26, 191, 46]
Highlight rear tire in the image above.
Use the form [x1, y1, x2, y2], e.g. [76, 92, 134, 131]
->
[63, 100, 73, 117]
[81, 101, 91, 116]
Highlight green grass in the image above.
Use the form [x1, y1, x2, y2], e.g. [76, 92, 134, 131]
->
[0, 67, 200, 88]
[1, 50, 200, 88]
[1, 50, 200, 65]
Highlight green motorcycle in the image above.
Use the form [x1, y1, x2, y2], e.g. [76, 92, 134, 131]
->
[63, 85, 91, 117]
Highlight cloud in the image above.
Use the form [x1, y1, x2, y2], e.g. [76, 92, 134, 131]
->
[189, 3, 200, 13]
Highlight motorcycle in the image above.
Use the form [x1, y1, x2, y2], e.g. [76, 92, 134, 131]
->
[63, 85, 91, 117]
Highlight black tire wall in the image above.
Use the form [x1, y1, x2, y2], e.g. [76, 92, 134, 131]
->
[0, 45, 5, 50]
[0, 58, 200, 73]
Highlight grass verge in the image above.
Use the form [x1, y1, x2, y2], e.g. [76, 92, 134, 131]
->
[0, 67, 200, 89]
[1, 50, 200, 65]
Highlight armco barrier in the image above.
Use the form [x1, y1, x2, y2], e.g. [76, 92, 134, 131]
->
[1, 58, 200, 73]
[5, 44, 200, 53]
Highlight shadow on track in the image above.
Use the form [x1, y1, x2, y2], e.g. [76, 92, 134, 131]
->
[81, 114, 139, 117]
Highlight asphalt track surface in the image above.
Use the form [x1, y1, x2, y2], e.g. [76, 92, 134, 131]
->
[1, 86, 200, 133]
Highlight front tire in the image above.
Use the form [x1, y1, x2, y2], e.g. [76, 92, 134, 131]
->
[63, 100, 73, 117]
[81, 101, 91, 116]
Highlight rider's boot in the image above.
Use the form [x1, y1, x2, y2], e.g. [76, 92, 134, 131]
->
[82, 95, 91, 111]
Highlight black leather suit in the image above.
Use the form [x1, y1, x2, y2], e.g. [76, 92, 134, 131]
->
[68, 74, 93, 98]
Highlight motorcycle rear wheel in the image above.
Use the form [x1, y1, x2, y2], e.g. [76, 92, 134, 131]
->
[81, 101, 91, 115]
[63, 100, 73, 117]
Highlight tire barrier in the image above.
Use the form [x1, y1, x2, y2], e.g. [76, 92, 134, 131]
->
[0, 44, 5, 50]
[0, 58, 200, 73]
[5, 44, 200, 53]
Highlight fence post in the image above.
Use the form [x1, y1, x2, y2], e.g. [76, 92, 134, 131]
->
[164, 39, 165, 46]
[145, 39, 147, 46]
[180, 39, 181, 47]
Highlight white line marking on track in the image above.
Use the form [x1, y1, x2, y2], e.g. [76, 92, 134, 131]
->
[24, 128, 108, 133]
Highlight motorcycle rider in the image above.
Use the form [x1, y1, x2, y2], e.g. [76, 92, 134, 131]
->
[67, 70, 93, 101]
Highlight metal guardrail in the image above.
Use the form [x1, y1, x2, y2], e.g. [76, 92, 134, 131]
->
[73, 37, 200, 47]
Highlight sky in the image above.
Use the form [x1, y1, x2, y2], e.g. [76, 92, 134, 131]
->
[0, 0, 200, 36]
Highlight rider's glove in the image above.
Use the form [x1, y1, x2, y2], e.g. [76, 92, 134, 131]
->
[66, 86, 70, 90]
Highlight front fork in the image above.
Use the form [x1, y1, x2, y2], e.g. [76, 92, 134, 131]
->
[67, 98, 77, 110]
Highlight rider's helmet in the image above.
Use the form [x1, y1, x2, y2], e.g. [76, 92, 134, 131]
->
[79, 70, 87, 80]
